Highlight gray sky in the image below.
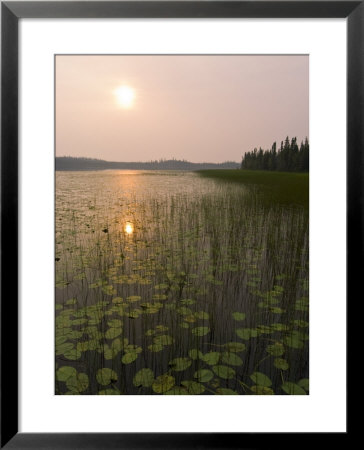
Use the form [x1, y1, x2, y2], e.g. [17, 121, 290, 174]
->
[56, 55, 308, 163]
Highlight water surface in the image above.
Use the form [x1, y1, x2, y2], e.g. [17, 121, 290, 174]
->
[56, 170, 309, 395]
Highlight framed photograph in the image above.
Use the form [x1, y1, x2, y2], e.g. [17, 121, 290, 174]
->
[1, 1, 357, 447]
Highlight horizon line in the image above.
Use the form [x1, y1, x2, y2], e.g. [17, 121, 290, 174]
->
[55, 156, 240, 164]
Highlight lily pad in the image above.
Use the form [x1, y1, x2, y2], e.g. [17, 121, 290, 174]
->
[236, 328, 258, 340]
[126, 295, 142, 303]
[164, 387, 189, 395]
[274, 285, 284, 293]
[224, 342, 246, 353]
[72, 311, 86, 319]
[133, 368, 154, 387]
[216, 388, 239, 395]
[283, 335, 304, 349]
[152, 294, 167, 301]
[87, 318, 102, 326]
[111, 338, 124, 352]
[194, 369, 214, 382]
[96, 368, 118, 385]
[148, 343, 164, 352]
[66, 298, 77, 305]
[202, 352, 220, 365]
[153, 335, 173, 346]
[270, 307, 286, 314]
[189, 349, 203, 360]
[250, 385, 274, 395]
[270, 323, 289, 332]
[295, 303, 309, 312]
[212, 365, 236, 380]
[250, 372, 272, 387]
[181, 381, 205, 394]
[56, 366, 77, 382]
[191, 326, 210, 337]
[56, 336, 68, 346]
[177, 307, 193, 316]
[274, 358, 289, 370]
[56, 342, 74, 356]
[184, 315, 196, 323]
[291, 330, 309, 340]
[125, 344, 142, 354]
[297, 378, 309, 392]
[98, 388, 120, 395]
[256, 325, 272, 334]
[104, 348, 117, 360]
[266, 343, 285, 356]
[232, 312, 246, 321]
[77, 341, 90, 352]
[102, 285, 116, 296]
[86, 328, 103, 340]
[281, 382, 307, 395]
[127, 310, 141, 319]
[155, 325, 169, 332]
[71, 318, 88, 326]
[194, 311, 210, 320]
[66, 373, 89, 393]
[105, 327, 122, 339]
[152, 374, 175, 394]
[293, 320, 309, 328]
[66, 330, 84, 340]
[107, 319, 122, 328]
[144, 307, 161, 314]
[180, 299, 195, 305]
[169, 357, 192, 372]
[63, 348, 82, 360]
[154, 283, 168, 290]
[122, 351, 139, 364]
[221, 352, 243, 367]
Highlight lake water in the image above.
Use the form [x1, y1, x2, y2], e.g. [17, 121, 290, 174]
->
[56, 170, 309, 395]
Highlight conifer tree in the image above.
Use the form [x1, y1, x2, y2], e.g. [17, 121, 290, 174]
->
[241, 137, 309, 172]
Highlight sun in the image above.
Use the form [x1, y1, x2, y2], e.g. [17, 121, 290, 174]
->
[115, 85, 135, 108]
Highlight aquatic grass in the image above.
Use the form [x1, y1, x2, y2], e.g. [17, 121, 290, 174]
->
[197, 169, 309, 209]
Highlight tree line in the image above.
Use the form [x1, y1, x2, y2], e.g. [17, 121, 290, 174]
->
[56, 157, 240, 171]
[241, 137, 309, 172]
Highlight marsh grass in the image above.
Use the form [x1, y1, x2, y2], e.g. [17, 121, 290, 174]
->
[55, 170, 309, 395]
[198, 169, 309, 209]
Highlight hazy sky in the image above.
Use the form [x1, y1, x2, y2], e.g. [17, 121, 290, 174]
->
[56, 55, 308, 163]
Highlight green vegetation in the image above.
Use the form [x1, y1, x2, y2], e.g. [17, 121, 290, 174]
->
[56, 156, 239, 171]
[198, 169, 309, 208]
[241, 137, 309, 172]
[55, 171, 308, 395]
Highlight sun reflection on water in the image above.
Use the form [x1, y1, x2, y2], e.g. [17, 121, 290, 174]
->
[124, 222, 134, 235]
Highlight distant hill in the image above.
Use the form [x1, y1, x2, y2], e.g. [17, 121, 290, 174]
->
[56, 157, 240, 171]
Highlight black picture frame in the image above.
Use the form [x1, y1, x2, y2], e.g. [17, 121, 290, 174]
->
[1, 1, 357, 448]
